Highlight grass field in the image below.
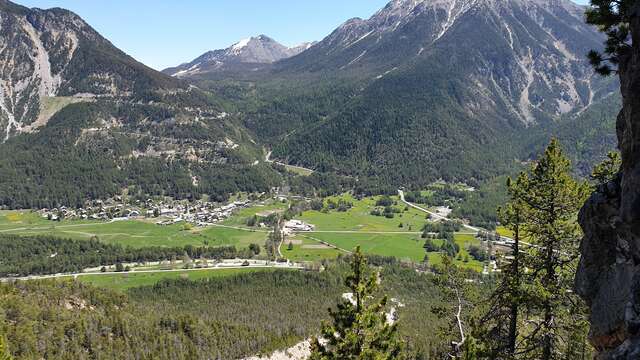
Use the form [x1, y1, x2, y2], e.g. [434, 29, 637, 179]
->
[298, 194, 428, 232]
[496, 226, 514, 238]
[2, 196, 486, 271]
[0, 210, 267, 249]
[301, 231, 483, 271]
[79, 268, 278, 291]
[306, 232, 425, 261]
[283, 236, 343, 262]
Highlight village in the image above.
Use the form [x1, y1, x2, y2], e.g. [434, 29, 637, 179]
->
[37, 196, 254, 227]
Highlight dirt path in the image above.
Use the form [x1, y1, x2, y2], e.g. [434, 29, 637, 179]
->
[300, 234, 351, 254]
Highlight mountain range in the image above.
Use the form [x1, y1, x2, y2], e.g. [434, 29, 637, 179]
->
[215, 0, 618, 184]
[0, 0, 619, 208]
[163, 35, 314, 79]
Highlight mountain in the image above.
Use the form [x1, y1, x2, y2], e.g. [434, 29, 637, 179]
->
[0, 0, 182, 140]
[0, 1, 278, 208]
[224, 0, 619, 186]
[163, 35, 314, 78]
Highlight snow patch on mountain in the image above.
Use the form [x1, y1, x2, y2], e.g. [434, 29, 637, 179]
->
[231, 37, 252, 52]
[166, 35, 313, 77]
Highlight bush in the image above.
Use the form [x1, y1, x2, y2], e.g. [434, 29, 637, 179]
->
[468, 245, 487, 262]
[376, 196, 394, 207]
[310, 199, 324, 211]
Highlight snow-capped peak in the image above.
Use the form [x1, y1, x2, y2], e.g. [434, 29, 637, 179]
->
[231, 37, 252, 51]
[165, 35, 314, 77]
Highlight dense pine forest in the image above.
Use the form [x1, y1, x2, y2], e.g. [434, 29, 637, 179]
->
[0, 258, 466, 359]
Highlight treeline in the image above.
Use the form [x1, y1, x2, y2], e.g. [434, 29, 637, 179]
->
[0, 234, 252, 277]
[0, 257, 459, 359]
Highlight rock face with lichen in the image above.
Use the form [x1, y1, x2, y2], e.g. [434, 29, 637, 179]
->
[575, 3, 640, 359]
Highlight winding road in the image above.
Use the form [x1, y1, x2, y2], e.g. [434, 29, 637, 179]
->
[398, 189, 538, 250]
[265, 151, 315, 175]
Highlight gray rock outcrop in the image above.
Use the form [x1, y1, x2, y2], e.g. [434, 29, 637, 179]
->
[576, 3, 640, 359]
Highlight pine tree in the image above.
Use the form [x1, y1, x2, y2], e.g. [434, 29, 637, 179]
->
[591, 151, 621, 186]
[309, 247, 402, 359]
[472, 139, 592, 359]
[474, 173, 528, 359]
[518, 139, 590, 359]
[585, 0, 634, 75]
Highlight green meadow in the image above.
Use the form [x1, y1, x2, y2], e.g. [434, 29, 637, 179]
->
[2, 195, 486, 272]
[298, 194, 427, 232]
[283, 236, 343, 262]
[79, 268, 278, 291]
[0, 210, 267, 249]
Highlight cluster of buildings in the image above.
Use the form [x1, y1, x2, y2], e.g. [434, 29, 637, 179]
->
[38, 200, 140, 221]
[283, 219, 315, 235]
[154, 199, 251, 226]
[38, 197, 252, 227]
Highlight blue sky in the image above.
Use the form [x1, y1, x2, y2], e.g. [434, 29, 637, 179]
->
[16, 0, 590, 70]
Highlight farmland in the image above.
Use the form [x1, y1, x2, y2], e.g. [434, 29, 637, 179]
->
[1, 192, 487, 272]
[0, 209, 271, 249]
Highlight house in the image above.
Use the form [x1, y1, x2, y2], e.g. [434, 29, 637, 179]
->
[284, 220, 315, 233]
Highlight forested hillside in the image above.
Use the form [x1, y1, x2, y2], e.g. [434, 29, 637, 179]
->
[185, 0, 620, 189]
[0, 0, 279, 208]
[0, 258, 462, 359]
[0, 99, 279, 208]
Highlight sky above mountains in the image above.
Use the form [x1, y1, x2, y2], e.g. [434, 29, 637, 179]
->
[16, 0, 590, 70]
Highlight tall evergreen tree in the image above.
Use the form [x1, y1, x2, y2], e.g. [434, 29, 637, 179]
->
[473, 173, 528, 359]
[591, 151, 621, 186]
[517, 139, 590, 359]
[310, 247, 402, 359]
[471, 139, 591, 359]
[586, 0, 634, 75]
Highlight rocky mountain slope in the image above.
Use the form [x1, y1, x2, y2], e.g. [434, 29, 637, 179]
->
[0, 0, 277, 208]
[0, 0, 182, 140]
[247, 0, 618, 185]
[576, 2, 640, 359]
[164, 35, 313, 78]
[279, 0, 610, 122]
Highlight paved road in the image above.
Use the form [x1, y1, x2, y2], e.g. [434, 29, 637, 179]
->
[398, 190, 480, 233]
[1, 262, 304, 282]
[265, 151, 315, 174]
[308, 230, 422, 234]
[398, 189, 538, 250]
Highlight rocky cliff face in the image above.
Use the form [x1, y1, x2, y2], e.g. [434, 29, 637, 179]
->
[576, 3, 640, 359]
[279, 0, 611, 124]
[0, 0, 180, 140]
